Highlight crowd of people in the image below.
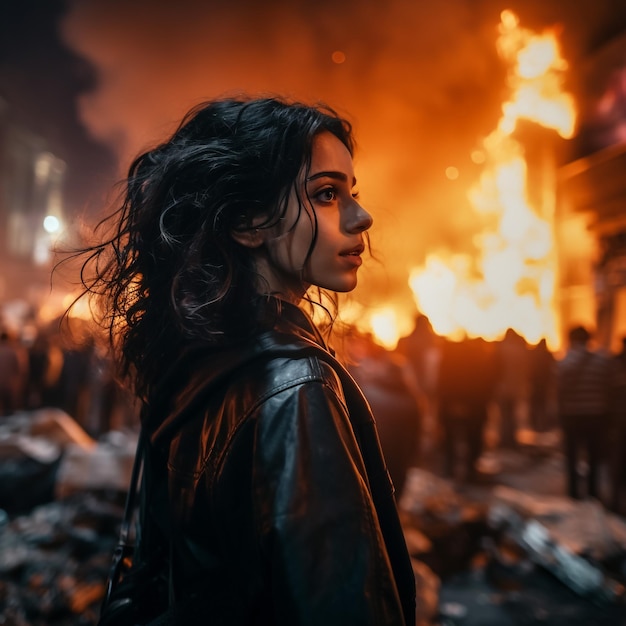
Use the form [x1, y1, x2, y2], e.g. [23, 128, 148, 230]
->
[2, 304, 626, 517]
[0, 314, 135, 436]
[2, 304, 626, 518]
[352, 315, 626, 517]
[396, 316, 626, 514]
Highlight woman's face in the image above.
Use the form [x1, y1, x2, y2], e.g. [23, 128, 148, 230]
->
[259, 131, 373, 299]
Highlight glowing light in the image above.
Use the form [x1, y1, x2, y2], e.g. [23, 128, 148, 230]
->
[62, 293, 93, 320]
[43, 215, 61, 233]
[471, 150, 486, 164]
[339, 301, 413, 350]
[369, 308, 402, 349]
[445, 166, 459, 180]
[331, 50, 346, 64]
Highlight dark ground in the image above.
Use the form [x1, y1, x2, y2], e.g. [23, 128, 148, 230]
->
[418, 422, 626, 626]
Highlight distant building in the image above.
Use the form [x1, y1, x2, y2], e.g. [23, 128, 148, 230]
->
[558, 29, 626, 352]
[0, 96, 67, 323]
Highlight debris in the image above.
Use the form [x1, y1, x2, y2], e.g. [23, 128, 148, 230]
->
[488, 500, 626, 605]
[0, 493, 121, 625]
[55, 430, 137, 498]
[412, 558, 441, 626]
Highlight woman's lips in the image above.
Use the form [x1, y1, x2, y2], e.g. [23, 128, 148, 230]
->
[340, 243, 364, 256]
[340, 244, 364, 266]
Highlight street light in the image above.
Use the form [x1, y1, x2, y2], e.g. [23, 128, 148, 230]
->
[43, 215, 61, 234]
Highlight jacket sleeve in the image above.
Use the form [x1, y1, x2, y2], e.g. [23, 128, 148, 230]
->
[252, 371, 407, 626]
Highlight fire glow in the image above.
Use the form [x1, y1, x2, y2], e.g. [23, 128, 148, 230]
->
[407, 10, 576, 347]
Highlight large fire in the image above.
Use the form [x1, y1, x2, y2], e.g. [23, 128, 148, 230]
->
[59, 4, 579, 352]
[402, 10, 576, 349]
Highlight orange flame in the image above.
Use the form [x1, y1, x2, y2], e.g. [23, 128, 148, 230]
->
[339, 301, 413, 351]
[407, 10, 576, 348]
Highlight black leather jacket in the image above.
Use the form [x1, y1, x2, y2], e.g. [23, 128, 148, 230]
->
[145, 303, 415, 625]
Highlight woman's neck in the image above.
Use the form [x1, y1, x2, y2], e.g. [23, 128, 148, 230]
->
[251, 250, 310, 304]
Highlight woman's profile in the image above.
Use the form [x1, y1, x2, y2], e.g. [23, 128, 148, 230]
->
[78, 95, 415, 625]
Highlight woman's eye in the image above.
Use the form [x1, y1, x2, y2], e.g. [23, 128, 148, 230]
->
[317, 188, 337, 202]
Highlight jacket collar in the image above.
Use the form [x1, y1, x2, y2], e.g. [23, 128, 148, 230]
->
[148, 299, 331, 445]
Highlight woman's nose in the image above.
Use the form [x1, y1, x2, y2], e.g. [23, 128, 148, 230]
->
[346, 202, 373, 233]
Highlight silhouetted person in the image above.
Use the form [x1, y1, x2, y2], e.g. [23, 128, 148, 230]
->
[347, 331, 422, 496]
[396, 313, 440, 425]
[57, 335, 95, 426]
[611, 337, 626, 514]
[0, 330, 22, 416]
[557, 325, 621, 501]
[25, 330, 52, 409]
[494, 329, 528, 448]
[528, 338, 555, 432]
[437, 337, 497, 483]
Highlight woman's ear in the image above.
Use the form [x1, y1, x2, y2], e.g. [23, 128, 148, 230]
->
[230, 227, 265, 249]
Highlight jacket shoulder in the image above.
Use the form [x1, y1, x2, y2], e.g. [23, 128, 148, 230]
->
[255, 352, 345, 404]
[166, 348, 347, 477]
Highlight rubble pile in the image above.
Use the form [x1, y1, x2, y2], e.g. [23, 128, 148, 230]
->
[0, 492, 122, 626]
[489, 486, 626, 603]
[0, 409, 136, 625]
[400, 468, 488, 577]
[400, 469, 626, 625]
[2, 411, 626, 625]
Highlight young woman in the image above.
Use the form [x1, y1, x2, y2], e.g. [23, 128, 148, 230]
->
[84, 96, 415, 625]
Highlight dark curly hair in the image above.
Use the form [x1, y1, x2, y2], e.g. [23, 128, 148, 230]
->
[75, 96, 355, 400]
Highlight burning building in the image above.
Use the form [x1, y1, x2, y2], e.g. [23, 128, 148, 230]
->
[337, 10, 579, 352]
[558, 29, 626, 352]
[409, 10, 575, 350]
[345, 10, 626, 355]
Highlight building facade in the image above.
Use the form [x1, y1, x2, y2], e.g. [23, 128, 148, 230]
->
[0, 97, 67, 327]
[558, 30, 626, 352]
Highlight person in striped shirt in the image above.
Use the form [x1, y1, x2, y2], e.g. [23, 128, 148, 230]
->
[557, 325, 623, 501]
